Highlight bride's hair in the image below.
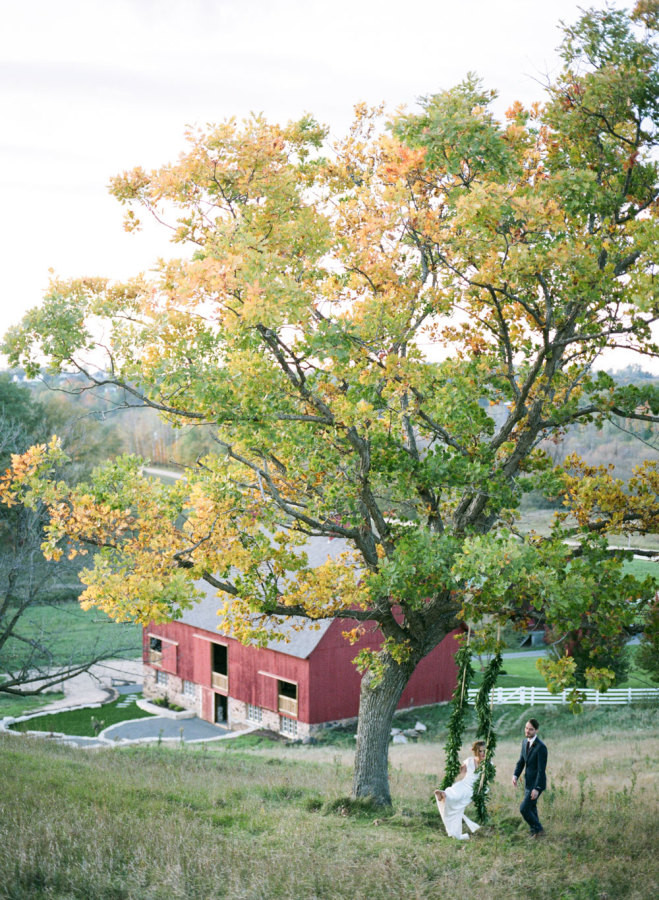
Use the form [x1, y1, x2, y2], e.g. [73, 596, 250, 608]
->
[471, 740, 486, 754]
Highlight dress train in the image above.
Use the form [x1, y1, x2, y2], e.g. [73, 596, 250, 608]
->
[435, 756, 481, 840]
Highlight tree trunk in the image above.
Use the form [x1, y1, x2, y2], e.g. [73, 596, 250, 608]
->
[351, 652, 413, 807]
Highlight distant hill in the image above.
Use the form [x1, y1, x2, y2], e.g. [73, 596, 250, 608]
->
[537, 366, 659, 487]
[3, 365, 658, 482]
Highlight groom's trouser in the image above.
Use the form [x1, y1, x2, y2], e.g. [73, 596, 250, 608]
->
[520, 789, 543, 834]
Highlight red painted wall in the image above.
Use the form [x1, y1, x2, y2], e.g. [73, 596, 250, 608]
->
[145, 621, 310, 717]
[306, 620, 459, 723]
[144, 618, 459, 726]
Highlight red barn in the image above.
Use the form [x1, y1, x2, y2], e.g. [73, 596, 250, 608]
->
[143, 537, 459, 739]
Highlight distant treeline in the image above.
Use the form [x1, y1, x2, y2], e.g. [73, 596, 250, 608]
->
[4, 365, 658, 483]
[2, 368, 215, 471]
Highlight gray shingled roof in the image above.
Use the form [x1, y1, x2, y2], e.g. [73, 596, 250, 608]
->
[179, 534, 350, 659]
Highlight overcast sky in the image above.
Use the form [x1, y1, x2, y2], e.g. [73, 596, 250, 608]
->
[3, 0, 645, 370]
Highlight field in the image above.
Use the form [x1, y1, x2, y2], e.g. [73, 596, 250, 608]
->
[471, 648, 655, 689]
[624, 558, 659, 582]
[518, 508, 659, 554]
[1, 704, 657, 900]
[0, 601, 143, 719]
[1, 600, 142, 666]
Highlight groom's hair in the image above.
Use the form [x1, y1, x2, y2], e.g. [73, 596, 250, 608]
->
[528, 718, 540, 730]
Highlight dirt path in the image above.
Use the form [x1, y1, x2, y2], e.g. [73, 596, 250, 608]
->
[32, 658, 143, 714]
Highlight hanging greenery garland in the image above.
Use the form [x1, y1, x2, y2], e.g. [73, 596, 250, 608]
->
[471, 649, 504, 823]
[440, 629, 504, 822]
[440, 635, 474, 790]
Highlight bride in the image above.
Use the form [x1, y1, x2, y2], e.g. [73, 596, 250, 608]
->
[434, 740, 486, 839]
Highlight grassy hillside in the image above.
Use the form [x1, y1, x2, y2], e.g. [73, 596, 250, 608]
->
[1, 600, 142, 666]
[1, 705, 657, 899]
[0, 601, 142, 720]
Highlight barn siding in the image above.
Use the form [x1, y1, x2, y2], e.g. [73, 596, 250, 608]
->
[143, 617, 459, 730]
[306, 620, 459, 724]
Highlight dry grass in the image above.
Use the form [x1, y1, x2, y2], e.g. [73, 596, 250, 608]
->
[1, 706, 657, 899]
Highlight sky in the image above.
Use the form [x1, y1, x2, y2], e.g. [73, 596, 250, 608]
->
[2, 0, 646, 370]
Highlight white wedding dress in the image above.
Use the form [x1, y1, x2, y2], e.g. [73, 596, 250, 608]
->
[436, 757, 481, 840]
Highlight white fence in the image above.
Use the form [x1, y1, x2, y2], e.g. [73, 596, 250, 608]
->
[467, 686, 659, 706]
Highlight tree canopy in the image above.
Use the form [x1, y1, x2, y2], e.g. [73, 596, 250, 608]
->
[2, 3, 658, 803]
[0, 377, 133, 695]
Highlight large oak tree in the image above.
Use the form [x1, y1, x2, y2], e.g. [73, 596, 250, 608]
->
[2, 3, 658, 804]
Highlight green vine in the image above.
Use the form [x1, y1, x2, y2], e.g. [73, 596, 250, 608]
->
[440, 637, 474, 790]
[471, 649, 504, 823]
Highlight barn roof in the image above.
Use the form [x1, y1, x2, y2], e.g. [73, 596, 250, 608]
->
[178, 534, 350, 659]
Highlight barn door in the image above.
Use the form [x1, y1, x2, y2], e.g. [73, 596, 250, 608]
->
[214, 693, 227, 724]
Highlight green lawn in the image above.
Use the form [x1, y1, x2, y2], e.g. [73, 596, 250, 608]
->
[472, 647, 656, 689]
[8, 695, 152, 736]
[624, 557, 659, 583]
[1, 600, 142, 669]
[0, 691, 65, 720]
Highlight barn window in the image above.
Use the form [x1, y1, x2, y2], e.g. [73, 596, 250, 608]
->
[183, 680, 196, 699]
[277, 680, 298, 717]
[156, 670, 168, 687]
[279, 716, 298, 738]
[247, 704, 262, 723]
[211, 642, 228, 692]
[149, 637, 163, 666]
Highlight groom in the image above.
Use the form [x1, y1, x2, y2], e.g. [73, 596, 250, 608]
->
[512, 718, 547, 838]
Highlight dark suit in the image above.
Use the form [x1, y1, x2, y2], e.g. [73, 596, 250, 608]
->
[514, 737, 548, 834]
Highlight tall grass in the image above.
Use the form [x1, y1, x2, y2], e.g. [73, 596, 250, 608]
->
[304, 699, 659, 751]
[1, 706, 657, 899]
